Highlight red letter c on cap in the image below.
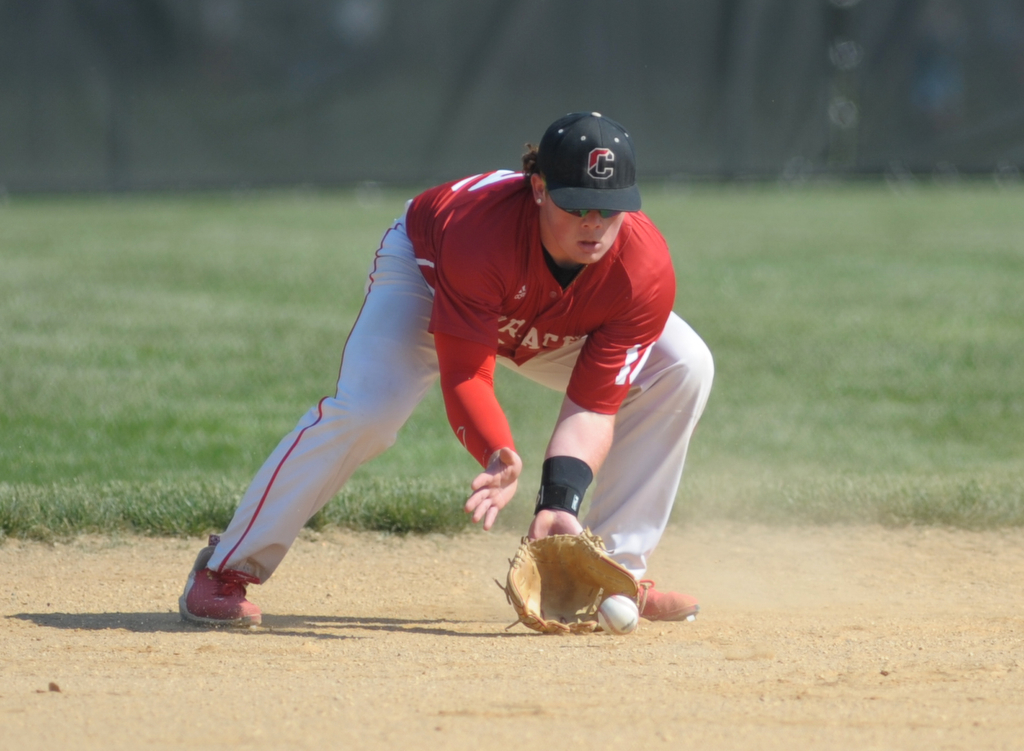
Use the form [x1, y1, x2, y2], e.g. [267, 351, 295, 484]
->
[587, 148, 615, 180]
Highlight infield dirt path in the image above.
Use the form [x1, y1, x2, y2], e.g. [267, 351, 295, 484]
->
[3, 523, 1024, 750]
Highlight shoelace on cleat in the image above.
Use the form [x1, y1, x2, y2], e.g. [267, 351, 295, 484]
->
[212, 568, 260, 597]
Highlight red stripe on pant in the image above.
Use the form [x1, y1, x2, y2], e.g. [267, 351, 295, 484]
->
[217, 396, 329, 575]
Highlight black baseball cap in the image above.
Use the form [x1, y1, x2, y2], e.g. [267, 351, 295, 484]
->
[537, 112, 641, 213]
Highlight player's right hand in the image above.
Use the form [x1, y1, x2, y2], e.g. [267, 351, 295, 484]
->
[465, 447, 522, 531]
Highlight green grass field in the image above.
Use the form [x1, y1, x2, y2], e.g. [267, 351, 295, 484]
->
[1, 182, 1022, 539]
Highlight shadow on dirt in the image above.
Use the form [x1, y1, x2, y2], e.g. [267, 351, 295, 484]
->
[10, 612, 194, 633]
[7, 612, 532, 639]
[266, 614, 532, 638]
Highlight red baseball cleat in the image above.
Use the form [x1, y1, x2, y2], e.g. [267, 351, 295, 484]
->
[637, 580, 699, 621]
[179, 536, 262, 626]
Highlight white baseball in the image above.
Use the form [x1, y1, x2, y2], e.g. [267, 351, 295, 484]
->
[597, 594, 639, 635]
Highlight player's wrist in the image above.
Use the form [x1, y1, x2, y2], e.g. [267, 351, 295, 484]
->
[534, 456, 593, 518]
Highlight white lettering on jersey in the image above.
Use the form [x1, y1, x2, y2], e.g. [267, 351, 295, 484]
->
[497, 317, 526, 339]
[521, 327, 540, 349]
[615, 344, 653, 385]
[514, 285, 527, 300]
[542, 333, 560, 347]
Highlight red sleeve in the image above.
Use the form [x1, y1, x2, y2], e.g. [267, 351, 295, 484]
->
[565, 272, 674, 414]
[565, 216, 676, 414]
[434, 332, 516, 467]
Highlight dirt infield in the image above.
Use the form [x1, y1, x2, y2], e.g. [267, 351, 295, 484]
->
[3, 523, 1024, 750]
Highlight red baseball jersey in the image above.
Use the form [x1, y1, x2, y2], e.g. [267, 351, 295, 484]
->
[406, 170, 676, 415]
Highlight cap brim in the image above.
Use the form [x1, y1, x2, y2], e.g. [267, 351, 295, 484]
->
[546, 183, 641, 213]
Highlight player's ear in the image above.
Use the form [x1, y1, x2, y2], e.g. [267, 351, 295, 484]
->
[530, 173, 546, 205]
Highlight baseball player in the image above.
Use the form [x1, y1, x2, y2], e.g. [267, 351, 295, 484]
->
[180, 112, 714, 626]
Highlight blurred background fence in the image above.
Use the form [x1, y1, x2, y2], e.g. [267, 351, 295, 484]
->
[2, 0, 1023, 192]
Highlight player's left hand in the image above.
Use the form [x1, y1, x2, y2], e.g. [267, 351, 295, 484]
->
[527, 508, 583, 539]
[465, 447, 522, 531]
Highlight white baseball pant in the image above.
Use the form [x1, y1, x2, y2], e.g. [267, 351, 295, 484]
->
[208, 212, 713, 581]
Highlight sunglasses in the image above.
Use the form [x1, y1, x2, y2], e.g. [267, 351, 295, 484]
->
[559, 207, 623, 219]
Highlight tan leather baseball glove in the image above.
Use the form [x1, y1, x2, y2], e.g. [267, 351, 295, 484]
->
[500, 530, 639, 634]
